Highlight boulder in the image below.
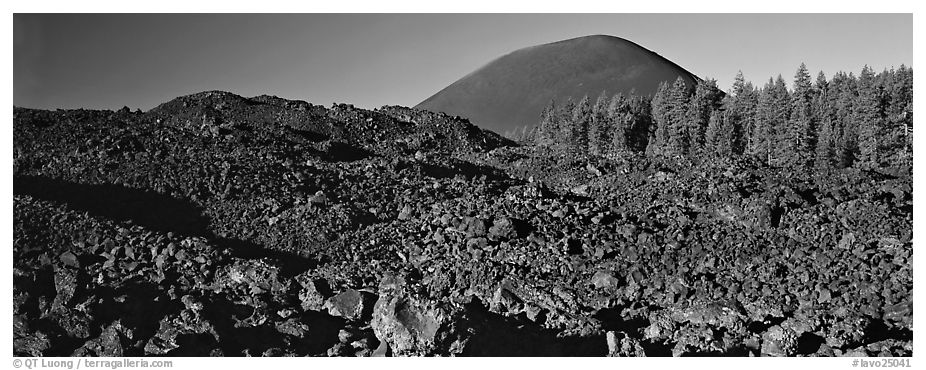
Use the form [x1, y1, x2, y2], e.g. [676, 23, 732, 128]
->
[214, 259, 289, 295]
[297, 278, 332, 312]
[882, 301, 912, 327]
[488, 217, 517, 240]
[761, 325, 798, 357]
[464, 217, 487, 238]
[590, 271, 621, 290]
[370, 273, 469, 356]
[59, 251, 80, 268]
[398, 205, 413, 221]
[52, 266, 78, 311]
[606, 331, 646, 357]
[491, 286, 524, 314]
[324, 289, 377, 321]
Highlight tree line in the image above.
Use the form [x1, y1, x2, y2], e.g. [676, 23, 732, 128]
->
[515, 64, 913, 170]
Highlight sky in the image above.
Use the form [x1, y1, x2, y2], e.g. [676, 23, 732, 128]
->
[14, 13, 913, 111]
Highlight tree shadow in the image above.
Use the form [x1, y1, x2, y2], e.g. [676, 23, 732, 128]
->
[14, 175, 211, 236]
[13, 175, 317, 274]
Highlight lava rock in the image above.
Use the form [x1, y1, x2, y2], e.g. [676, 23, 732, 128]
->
[370, 273, 468, 356]
[488, 217, 517, 240]
[491, 286, 525, 314]
[59, 251, 80, 268]
[297, 278, 332, 312]
[590, 271, 621, 290]
[274, 318, 309, 337]
[606, 331, 646, 357]
[397, 205, 413, 221]
[144, 315, 220, 356]
[324, 289, 377, 321]
[464, 217, 487, 238]
[882, 301, 912, 327]
[761, 325, 798, 357]
[72, 320, 129, 356]
[214, 259, 289, 295]
[309, 191, 328, 206]
[51, 266, 78, 311]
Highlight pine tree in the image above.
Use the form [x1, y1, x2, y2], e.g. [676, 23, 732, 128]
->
[728, 70, 755, 155]
[732, 71, 747, 96]
[749, 76, 791, 166]
[686, 79, 723, 156]
[751, 79, 770, 161]
[589, 91, 610, 156]
[557, 97, 576, 151]
[856, 65, 885, 168]
[571, 96, 593, 155]
[524, 125, 540, 144]
[785, 63, 815, 169]
[832, 72, 858, 168]
[704, 108, 725, 156]
[752, 79, 775, 165]
[627, 94, 653, 152]
[607, 93, 628, 155]
[887, 65, 913, 167]
[736, 81, 759, 155]
[667, 77, 692, 155]
[648, 82, 671, 156]
[812, 71, 836, 169]
[770, 76, 792, 166]
[537, 100, 558, 147]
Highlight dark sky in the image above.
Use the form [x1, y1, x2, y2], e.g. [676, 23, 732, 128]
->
[14, 13, 913, 111]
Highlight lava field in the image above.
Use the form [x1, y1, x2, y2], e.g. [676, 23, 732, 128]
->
[13, 91, 912, 357]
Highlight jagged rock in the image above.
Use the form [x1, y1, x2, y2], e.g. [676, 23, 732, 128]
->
[324, 289, 377, 321]
[761, 325, 798, 357]
[464, 217, 487, 238]
[488, 217, 517, 240]
[606, 331, 646, 357]
[338, 328, 358, 343]
[838, 347, 870, 357]
[665, 300, 746, 330]
[59, 251, 80, 268]
[865, 339, 913, 357]
[214, 259, 289, 295]
[824, 315, 870, 349]
[882, 301, 912, 327]
[351, 337, 378, 357]
[52, 266, 78, 310]
[309, 191, 328, 206]
[144, 315, 220, 356]
[590, 271, 620, 290]
[837, 232, 856, 250]
[275, 318, 309, 337]
[370, 273, 468, 356]
[491, 286, 524, 314]
[398, 205, 413, 220]
[812, 343, 836, 357]
[297, 278, 332, 312]
[72, 320, 129, 356]
[13, 316, 51, 357]
[644, 310, 677, 340]
[327, 342, 353, 356]
[372, 339, 391, 357]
